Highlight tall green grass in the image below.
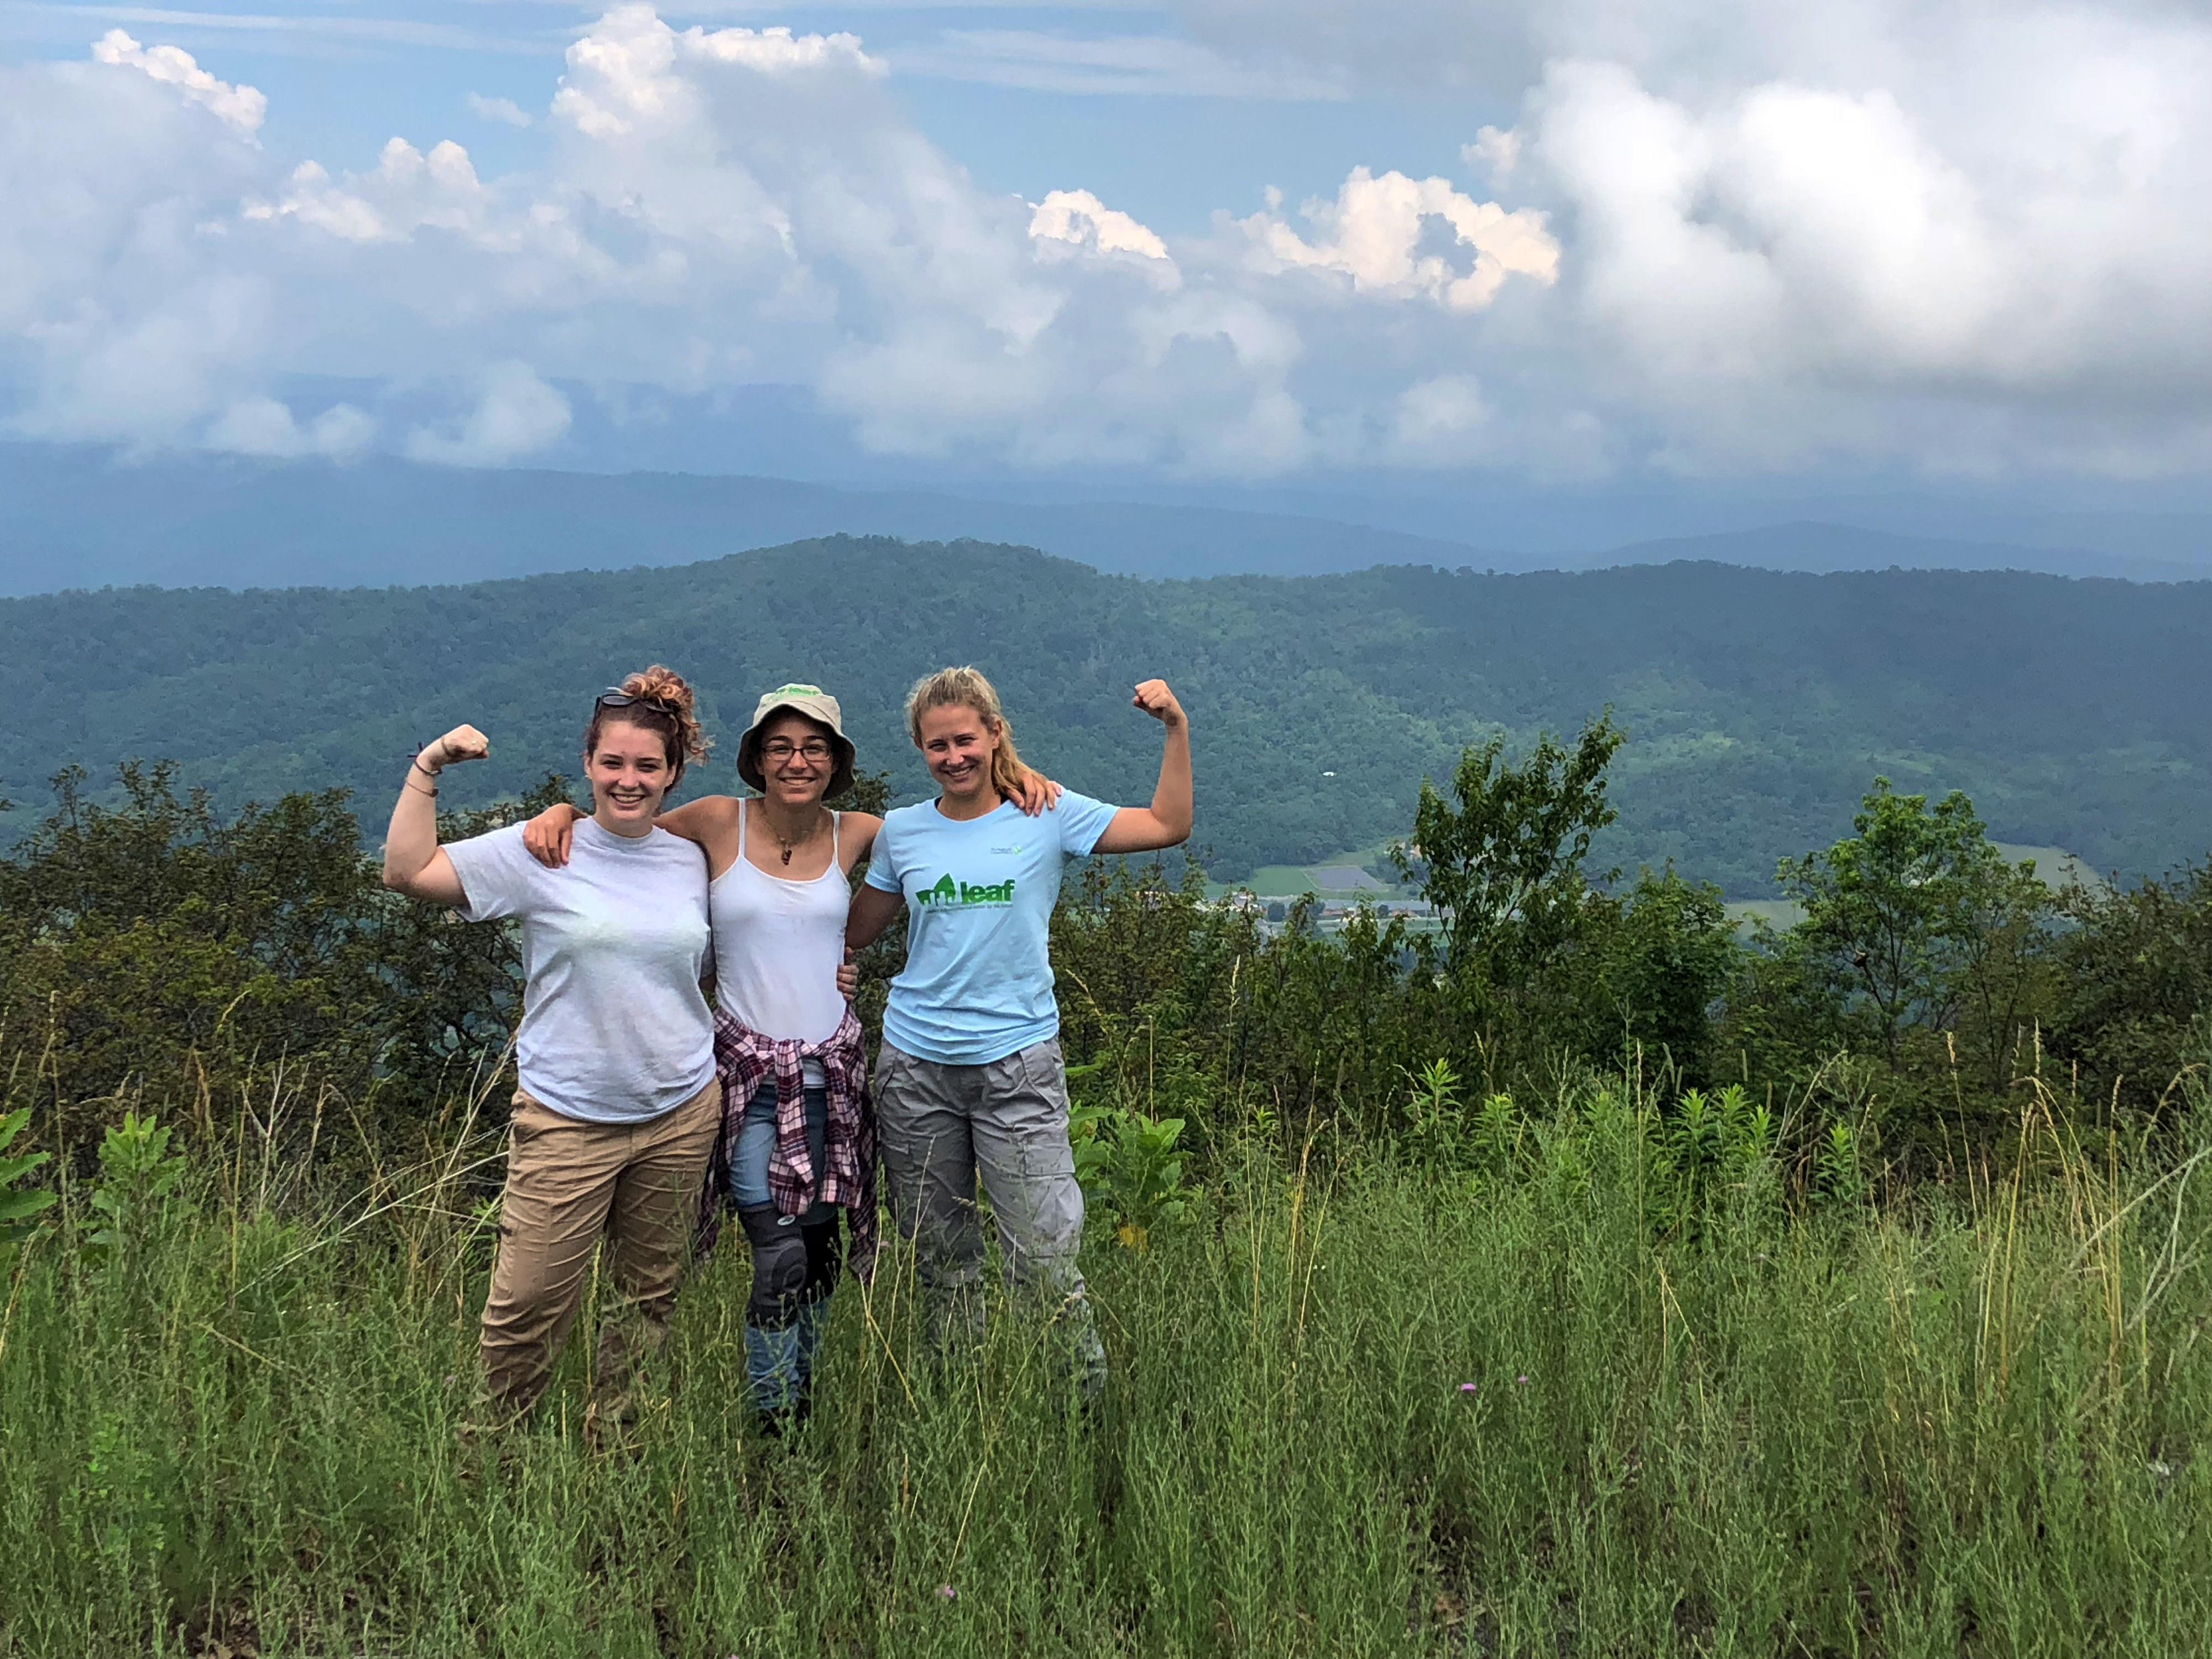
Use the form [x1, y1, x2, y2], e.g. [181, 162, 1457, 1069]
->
[3, 1078, 2206, 1657]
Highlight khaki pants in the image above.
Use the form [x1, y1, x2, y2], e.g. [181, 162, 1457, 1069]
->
[479, 1078, 721, 1417]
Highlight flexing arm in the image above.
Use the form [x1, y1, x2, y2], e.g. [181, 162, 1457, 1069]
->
[1093, 680, 1192, 854]
[382, 723, 489, 905]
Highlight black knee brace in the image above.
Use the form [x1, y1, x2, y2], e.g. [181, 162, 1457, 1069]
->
[801, 1214, 844, 1307]
[739, 1206, 812, 1330]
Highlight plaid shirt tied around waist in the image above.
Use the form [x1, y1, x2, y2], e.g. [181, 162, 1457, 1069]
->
[696, 1004, 879, 1282]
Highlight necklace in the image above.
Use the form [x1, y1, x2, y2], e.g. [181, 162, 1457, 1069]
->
[759, 801, 817, 866]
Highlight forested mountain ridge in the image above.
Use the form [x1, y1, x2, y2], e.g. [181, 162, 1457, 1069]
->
[2, 535, 2206, 890]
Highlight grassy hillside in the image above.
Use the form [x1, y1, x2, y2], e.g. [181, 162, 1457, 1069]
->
[2, 536, 2207, 889]
[11, 1087, 2204, 1657]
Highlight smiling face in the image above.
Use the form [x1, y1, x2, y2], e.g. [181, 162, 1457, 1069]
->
[586, 717, 678, 836]
[755, 710, 836, 809]
[916, 701, 999, 806]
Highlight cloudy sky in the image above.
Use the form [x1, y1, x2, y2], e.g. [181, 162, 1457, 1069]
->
[1, 0, 2206, 494]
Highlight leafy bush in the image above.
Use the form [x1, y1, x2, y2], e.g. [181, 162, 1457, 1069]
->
[1397, 1057, 1467, 1176]
[0, 763, 566, 1168]
[2049, 859, 2212, 1117]
[1068, 1063, 1194, 1252]
[0, 1107, 54, 1250]
[4, 734, 2209, 1208]
[84, 1112, 186, 1269]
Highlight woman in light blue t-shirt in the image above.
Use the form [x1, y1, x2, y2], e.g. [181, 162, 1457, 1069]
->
[846, 665, 1191, 1395]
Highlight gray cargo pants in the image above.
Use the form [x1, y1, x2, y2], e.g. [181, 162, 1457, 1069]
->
[873, 1037, 1107, 1397]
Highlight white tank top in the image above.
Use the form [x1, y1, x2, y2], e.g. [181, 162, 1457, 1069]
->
[711, 805, 848, 1087]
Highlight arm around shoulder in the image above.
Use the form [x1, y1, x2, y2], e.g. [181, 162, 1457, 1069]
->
[838, 811, 884, 874]
[656, 795, 736, 843]
[846, 881, 905, 951]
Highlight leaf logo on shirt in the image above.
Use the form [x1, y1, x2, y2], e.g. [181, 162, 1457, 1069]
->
[914, 872, 1016, 907]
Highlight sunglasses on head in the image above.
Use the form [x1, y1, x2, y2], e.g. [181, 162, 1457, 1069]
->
[597, 688, 673, 712]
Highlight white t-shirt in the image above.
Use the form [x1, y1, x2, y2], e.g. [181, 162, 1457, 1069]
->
[445, 819, 715, 1125]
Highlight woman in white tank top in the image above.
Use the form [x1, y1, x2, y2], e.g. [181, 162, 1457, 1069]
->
[523, 683, 1056, 1434]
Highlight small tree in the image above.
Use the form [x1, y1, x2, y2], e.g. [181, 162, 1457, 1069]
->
[1779, 778, 2047, 1071]
[1571, 867, 1741, 1084]
[2049, 860, 2212, 1115]
[1393, 713, 1624, 989]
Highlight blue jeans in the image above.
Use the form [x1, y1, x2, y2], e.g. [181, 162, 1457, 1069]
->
[732, 1078, 839, 1418]
[730, 1078, 834, 1220]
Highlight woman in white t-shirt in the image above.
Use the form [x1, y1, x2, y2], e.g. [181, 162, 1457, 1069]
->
[521, 684, 1058, 1434]
[381, 665, 720, 1434]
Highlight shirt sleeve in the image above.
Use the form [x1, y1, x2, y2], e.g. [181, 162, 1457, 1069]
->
[863, 816, 904, 893]
[441, 824, 541, 921]
[1055, 790, 1123, 858]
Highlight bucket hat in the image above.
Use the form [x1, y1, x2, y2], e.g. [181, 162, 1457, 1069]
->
[736, 683, 856, 800]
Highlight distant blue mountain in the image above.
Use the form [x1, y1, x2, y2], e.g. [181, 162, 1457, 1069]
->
[2, 443, 2205, 596]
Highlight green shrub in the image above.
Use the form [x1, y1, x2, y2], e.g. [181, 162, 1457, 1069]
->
[83, 1112, 185, 1269]
[0, 1107, 54, 1250]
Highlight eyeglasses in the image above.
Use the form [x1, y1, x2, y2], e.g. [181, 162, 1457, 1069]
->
[761, 739, 834, 765]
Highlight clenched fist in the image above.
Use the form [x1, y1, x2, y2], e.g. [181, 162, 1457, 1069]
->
[1130, 680, 1185, 729]
[421, 723, 489, 772]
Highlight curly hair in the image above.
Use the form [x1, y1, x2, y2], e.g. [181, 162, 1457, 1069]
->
[583, 664, 710, 780]
[903, 665, 1030, 803]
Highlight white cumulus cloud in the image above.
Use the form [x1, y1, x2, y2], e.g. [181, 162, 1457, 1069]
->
[1029, 190, 1181, 294]
[1169, 0, 2212, 474]
[90, 30, 265, 136]
[1237, 167, 1559, 312]
[0, 1, 2205, 484]
[466, 93, 534, 128]
[206, 396, 374, 458]
[406, 362, 572, 465]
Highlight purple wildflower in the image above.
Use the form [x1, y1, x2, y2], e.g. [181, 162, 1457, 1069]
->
[1458, 1383, 1478, 1394]
[938, 1585, 958, 1601]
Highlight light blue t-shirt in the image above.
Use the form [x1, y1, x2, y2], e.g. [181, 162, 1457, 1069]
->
[865, 791, 1121, 1065]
